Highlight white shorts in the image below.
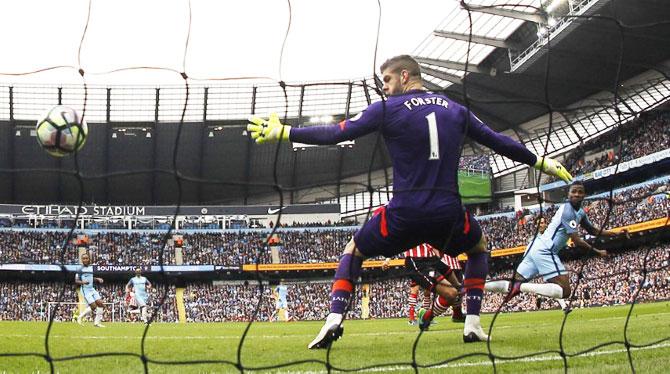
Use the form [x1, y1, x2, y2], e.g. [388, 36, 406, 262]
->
[517, 243, 566, 281]
[81, 288, 101, 305]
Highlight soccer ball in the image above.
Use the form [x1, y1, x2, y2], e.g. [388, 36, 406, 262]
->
[35, 105, 88, 157]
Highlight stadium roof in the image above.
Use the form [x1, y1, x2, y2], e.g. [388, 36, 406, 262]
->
[411, 0, 670, 174]
[0, 0, 669, 205]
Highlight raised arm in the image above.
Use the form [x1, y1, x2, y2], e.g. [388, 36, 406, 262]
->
[247, 103, 383, 145]
[561, 208, 607, 257]
[581, 214, 628, 238]
[464, 109, 573, 183]
[569, 232, 607, 257]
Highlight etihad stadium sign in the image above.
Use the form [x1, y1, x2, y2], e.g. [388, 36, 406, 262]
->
[19, 205, 145, 216]
[0, 203, 340, 217]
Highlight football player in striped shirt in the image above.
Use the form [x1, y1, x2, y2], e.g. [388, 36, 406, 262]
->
[394, 243, 464, 327]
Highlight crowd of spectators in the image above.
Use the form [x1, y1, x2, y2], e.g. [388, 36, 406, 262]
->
[1, 180, 666, 266]
[1, 242, 667, 322]
[480, 181, 668, 250]
[459, 155, 491, 172]
[556, 111, 670, 179]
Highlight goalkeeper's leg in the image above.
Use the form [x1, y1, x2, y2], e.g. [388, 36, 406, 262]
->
[462, 237, 489, 343]
[308, 239, 364, 349]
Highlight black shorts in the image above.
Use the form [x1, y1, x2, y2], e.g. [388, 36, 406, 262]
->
[405, 257, 452, 290]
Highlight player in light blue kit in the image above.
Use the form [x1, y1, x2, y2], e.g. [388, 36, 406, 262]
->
[485, 181, 627, 310]
[126, 268, 152, 323]
[271, 283, 291, 322]
[74, 252, 106, 327]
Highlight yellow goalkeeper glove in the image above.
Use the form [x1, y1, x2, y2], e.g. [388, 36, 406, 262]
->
[247, 113, 291, 144]
[534, 155, 573, 183]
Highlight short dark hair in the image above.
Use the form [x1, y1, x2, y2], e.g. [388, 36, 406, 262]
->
[569, 180, 585, 191]
[380, 55, 421, 78]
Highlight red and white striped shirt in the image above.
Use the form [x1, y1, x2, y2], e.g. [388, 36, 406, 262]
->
[441, 254, 462, 270]
[403, 243, 438, 258]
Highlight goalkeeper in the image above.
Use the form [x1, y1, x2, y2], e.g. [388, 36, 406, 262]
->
[247, 55, 572, 348]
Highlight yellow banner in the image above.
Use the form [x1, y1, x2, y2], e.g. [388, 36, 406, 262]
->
[609, 217, 669, 233]
[242, 259, 404, 272]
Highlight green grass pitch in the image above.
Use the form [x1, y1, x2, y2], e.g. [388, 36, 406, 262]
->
[458, 170, 491, 204]
[1, 302, 668, 373]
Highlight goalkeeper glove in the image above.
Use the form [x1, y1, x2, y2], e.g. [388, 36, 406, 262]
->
[534, 155, 573, 183]
[246, 113, 291, 144]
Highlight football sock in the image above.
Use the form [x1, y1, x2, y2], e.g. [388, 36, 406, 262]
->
[464, 252, 487, 315]
[330, 254, 363, 314]
[484, 280, 510, 293]
[520, 283, 564, 299]
[94, 308, 103, 324]
[408, 292, 418, 320]
[79, 306, 91, 320]
[421, 293, 432, 310]
[431, 295, 450, 317]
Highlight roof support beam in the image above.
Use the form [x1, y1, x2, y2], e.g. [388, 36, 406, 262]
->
[419, 65, 462, 85]
[433, 30, 511, 49]
[416, 57, 488, 75]
[469, 6, 546, 24]
[422, 80, 446, 93]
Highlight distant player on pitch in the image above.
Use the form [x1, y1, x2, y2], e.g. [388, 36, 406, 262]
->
[74, 252, 106, 327]
[126, 268, 152, 324]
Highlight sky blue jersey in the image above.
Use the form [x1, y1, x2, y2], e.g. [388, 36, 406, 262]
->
[127, 276, 151, 297]
[75, 265, 94, 291]
[536, 201, 593, 254]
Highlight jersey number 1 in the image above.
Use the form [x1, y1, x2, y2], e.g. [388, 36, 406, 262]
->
[426, 112, 440, 160]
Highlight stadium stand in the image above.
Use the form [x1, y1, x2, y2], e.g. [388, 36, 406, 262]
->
[554, 111, 670, 179]
[1, 179, 666, 266]
[2, 242, 668, 322]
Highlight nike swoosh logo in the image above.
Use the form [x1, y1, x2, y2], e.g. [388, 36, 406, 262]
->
[267, 207, 286, 214]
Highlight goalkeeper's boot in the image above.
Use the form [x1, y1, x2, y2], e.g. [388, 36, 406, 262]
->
[75, 314, 83, 326]
[308, 313, 343, 349]
[463, 315, 489, 343]
[417, 308, 433, 331]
